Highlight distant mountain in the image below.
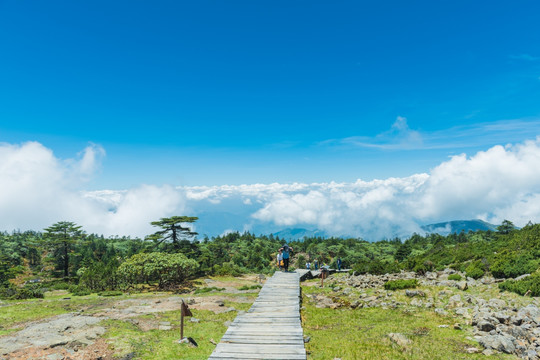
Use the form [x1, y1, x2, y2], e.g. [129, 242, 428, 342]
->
[272, 228, 327, 241]
[422, 219, 498, 235]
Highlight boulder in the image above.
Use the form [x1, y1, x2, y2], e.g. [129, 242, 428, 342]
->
[478, 335, 516, 354]
[388, 333, 411, 347]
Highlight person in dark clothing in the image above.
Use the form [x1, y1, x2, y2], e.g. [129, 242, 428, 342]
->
[279, 244, 294, 272]
[337, 257, 342, 271]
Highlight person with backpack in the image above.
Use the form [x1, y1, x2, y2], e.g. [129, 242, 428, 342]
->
[276, 249, 283, 270]
[279, 244, 293, 272]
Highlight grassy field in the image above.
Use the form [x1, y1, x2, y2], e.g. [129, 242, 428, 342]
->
[0, 274, 522, 359]
[301, 278, 516, 360]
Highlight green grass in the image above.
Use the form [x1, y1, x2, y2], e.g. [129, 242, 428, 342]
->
[0, 293, 112, 336]
[301, 285, 514, 360]
[103, 306, 242, 359]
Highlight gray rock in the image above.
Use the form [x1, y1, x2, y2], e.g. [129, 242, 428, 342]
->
[477, 320, 496, 332]
[478, 335, 516, 354]
[455, 281, 468, 291]
[406, 290, 425, 297]
[388, 333, 411, 347]
[493, 312, 510, 324]
[435, 308, 448, 316]
[518, 305, 540, 323]
[488, 298, 506, 309]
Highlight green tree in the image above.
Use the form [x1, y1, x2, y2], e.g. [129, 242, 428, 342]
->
[497, 220, 515, 234]
[44, 221, 83, 278]
[147, 216, 198, 251]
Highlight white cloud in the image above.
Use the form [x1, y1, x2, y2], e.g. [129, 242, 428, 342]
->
[0, 142, 186, 237]
[3, 138, 540, 240]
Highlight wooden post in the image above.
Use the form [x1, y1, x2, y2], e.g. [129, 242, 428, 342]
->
[180, 299, 192, 340]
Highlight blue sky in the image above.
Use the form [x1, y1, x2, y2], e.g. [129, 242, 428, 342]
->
[1, 0, 539, 189]
[1, 1, 540, 238]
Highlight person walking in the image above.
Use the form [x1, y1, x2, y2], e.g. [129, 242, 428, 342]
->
[337, 257, 342, 271]
[313, 259, 318, 270]
[277, 250, 283, 270]
[279, 244, 293, 272]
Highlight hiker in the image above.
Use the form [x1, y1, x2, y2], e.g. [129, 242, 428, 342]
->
[337, 257, 342, 271]
[313, 259, 318, 270]
[306, 261, 311, 270]
[277, 249, 283, 270]
[279, 244, 293, 272]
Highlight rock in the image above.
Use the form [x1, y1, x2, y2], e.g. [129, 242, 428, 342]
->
[406, 290, 425, 297]
[488, 298, 506, 309]
[303, 336, 311, 343]
[465, 347, 480, 353]
[159, 321, 172, 331]
[482, 348, 496, 356]
[455, 307, 470, 317]
[216, 301, 225, 307]
[478, 335, 516, 354]
[477, 320, 496, 332]
[388, 333, 411, 347]
[493, 312, 510, 324]
[518, 305, 540, 323]
[178, 337, 198, 347]
[447, 294, 462, 308]
[410, 298, 423, 307]
[455, 281, 468, 291]
[435, 308, 448, 316]
[190, 317, 200, 323]
[438, 325, 449, 328]
[453, 323, 462, 330]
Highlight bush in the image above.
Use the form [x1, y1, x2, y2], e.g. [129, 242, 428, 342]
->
[491, 253, 539, 279]
[69, 285, 92, 296]
[98, 290, 123, 297]
[212, 261, 245, 276]
[0, 285, 44, 300]
[238, 284, 262, 291]
[194, 286, 225, 294]
[383, 279, 418, 291]
[465, 261, 485, 279]
[499, 274, 540, 296]
[117, 252, 199, 290]
[448, 274, 462, 281]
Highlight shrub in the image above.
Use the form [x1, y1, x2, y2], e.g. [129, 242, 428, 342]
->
[238, 284, 262, 291]
[117, 252, 199, 290]
[465, 261, 485, 279]
[194, 286, 225, 294]
[212, 261, 245, 276]
[0, 285, 44, 300]
[383, 279, 418, 291]
[98, 290, 123, 297]
[491, 253, 539, 279]
[448, 274, 462, 281]
[69, 285, 92, 296]
[499, 274, 540, 296]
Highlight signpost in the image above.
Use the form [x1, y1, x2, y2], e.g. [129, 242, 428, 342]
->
[180, 299, 192, 340]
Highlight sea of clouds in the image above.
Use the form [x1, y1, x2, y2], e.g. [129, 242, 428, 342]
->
[1, 138, 540, 240]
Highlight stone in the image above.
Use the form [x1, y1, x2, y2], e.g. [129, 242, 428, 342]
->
[465, 347, 480, 353]
[178, 337, 198, 347]
[388, 333, 411, 347]
[493, 312, 510, 324]
[477, 320, 496, 332]
[447, 294, 462, 308]
[453, 323, 462, 330]
[435, 308, 448, 316]
[488, 298, 506, 309]
[518, 305, 540, 323]
[406, 290, 425, 297]
[455, 281, 468, 291]
[190, 317, 200, 323]
[478, 335, 516, 354]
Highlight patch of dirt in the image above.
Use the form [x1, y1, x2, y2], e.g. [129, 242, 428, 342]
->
[5, 338, 115, 360]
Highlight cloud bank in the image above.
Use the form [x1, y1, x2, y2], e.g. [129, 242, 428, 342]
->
[2, 138, 540, 240]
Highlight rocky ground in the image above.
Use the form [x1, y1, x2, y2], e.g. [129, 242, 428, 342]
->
[310, 270, 539, 359]
[0, 276, 259, 360]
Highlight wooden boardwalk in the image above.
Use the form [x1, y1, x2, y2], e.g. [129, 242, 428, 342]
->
[208, 271, 306, 360]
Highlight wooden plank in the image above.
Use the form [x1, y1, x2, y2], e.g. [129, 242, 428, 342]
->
[209, 271, 306, 360]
